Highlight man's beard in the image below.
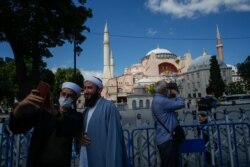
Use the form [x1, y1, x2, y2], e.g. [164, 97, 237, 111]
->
[84, 93, 100, 107]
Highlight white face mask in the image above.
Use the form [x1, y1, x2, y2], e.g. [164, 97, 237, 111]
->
[58, 97, 73, 108]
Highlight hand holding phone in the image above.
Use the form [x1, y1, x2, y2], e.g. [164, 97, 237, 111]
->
[36, 81, 50, 104]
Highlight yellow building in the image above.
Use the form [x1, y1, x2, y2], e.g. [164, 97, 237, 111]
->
[101, 23, 232, 105]
[102, 23, 192, 102]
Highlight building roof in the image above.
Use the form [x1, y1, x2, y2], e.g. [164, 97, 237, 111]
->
[136, 77, 153, 84]
[133, 83, 145, 88]
[226, 64, 237, 72]
[187, 51, 227, 72]
[146, 47, 172, 56]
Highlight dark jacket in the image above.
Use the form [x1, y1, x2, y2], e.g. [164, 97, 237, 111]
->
[9, 107, 83, 167]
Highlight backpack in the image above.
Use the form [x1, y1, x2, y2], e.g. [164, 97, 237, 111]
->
[198, 97, 213, 111]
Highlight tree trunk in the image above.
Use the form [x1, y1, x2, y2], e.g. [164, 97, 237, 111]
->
[11, 45, 32, 100]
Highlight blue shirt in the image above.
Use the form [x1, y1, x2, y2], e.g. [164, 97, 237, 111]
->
[151, 93, 185, 145]
[205, 95, 217, 109]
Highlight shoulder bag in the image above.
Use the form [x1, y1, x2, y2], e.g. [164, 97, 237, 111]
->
[153, 112, 185, 144]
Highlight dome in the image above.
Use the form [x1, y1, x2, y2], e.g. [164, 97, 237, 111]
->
[133, 83, 145, 89]
[227, 64, 237, 72]
[187, 51, 227, 72]
[146, 47, 171, 56]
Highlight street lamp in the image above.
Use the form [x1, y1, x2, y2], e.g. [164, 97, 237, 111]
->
[73, 39, 82, 81]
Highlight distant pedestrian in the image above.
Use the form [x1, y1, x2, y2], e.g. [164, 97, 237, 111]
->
[198, 111, 211, 165]
[198, 87, 217, 119]
[187, 100, 191, 109]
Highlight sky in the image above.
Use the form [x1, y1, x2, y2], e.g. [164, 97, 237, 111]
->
[1, 0, 250, 77]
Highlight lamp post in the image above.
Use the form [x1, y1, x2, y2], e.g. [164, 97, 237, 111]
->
[116, 77, 118, 105]
[73, 39, 82, 81]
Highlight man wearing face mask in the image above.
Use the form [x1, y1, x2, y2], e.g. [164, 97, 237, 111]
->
[78, 76, 128, 167]
[9, 81, 83, 167]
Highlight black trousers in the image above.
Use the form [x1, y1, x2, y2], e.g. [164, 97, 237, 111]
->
[157, 140, 180, 167]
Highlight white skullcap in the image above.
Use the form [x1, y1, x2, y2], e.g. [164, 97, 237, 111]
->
[62, 82, 81, 96]
[84, 76, 103, 89]
[199, 111, 207, 116]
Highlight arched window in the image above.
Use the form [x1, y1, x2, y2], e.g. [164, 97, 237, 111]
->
[158, 62, 178, 75]
[146, 99, 150, 108]
[132, 100, 137, 109]
[118, 88, 123, 93]
[139, 100, 143, 108]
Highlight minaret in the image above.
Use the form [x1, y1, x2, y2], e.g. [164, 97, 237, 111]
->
[216, 25, 224, 62]
[110, 50, 114, 78]
[103, 21, 111, 85]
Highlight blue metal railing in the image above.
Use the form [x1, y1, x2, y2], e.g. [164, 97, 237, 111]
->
[131, 122, 250, 167]
[1, 105, 250, 167]
[0, 122, 250, 167]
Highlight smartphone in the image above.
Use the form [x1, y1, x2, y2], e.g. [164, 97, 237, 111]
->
[36, 81, 50, 100]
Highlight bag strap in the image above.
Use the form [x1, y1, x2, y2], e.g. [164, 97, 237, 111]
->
[152, 111, 171, 133]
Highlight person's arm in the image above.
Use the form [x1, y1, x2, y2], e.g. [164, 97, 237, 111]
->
[163, 89, 185, 110]
[9, 97, 41, 134]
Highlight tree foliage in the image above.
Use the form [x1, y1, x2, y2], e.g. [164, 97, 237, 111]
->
[40, 68, 56, 91]
[0, 60, 82, 106]
[208, 55, 225, 98]
[0, 57, 55, 105]
[53, 68, 83, 100]
[0, 57, 18, 106]
[145, 84, 155, 95]
[237, 56, 250, 91]
[0, 0, 92, 99]
[225, 81, 246, 95]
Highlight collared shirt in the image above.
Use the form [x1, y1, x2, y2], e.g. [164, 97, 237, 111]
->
[151, 93, 185, 145]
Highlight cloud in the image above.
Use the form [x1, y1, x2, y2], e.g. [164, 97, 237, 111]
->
[167, 27, 174, 36]
[145, 0, 250, 18]
[50, 67, 103, 79]
[147, 28, 158, 36]
[80, 69, 103, 79]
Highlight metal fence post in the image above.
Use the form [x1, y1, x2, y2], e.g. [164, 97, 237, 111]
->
[224, 109, 234, 167]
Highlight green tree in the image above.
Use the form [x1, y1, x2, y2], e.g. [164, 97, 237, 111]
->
[208, 55, 225, 98]
[0, 57, 55, 105]
[0, 0, 92, 99]
[145, 84, 155, 94]
[0, 57, 18, 106]
[225, 81, 246, 95]
[40, 68, 55, 91]
[53, 68, 83, 100]
[237, 56, 250, 91]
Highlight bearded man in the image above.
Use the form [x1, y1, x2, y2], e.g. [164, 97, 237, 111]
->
[78, 76, 128, 167]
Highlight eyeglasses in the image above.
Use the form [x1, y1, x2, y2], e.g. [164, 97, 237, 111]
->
[60, 91, 75, 99]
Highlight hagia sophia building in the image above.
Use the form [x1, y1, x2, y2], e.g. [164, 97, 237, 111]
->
[100, 22, 233, 106]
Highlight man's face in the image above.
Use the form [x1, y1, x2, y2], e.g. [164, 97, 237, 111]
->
[199, 114, 207, 123]
[83, 81, 101, 107]
[60, 88, 77, 100]
[83, 81, 99, 100]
